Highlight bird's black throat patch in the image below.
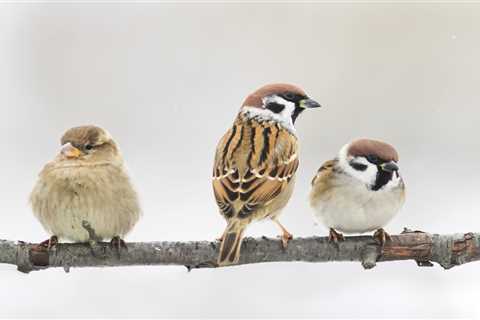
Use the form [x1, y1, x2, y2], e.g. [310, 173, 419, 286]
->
[292, 106, 304, 123]
[371, 169, 393, 191]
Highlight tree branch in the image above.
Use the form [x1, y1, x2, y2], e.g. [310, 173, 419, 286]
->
[0, 229, 479, 273]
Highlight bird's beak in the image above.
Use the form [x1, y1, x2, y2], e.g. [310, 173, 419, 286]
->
[299, 98, 321, 109]
[380, 161, 399, 172]
[61, 143, 81, 159]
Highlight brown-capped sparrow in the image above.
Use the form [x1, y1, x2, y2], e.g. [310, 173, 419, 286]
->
[309, 138, 405, 244]
[213, 83, 321, 265]
[30, 125, 141, 248]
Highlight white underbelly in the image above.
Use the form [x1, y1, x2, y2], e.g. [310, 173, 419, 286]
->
[311, 185, 404, 234]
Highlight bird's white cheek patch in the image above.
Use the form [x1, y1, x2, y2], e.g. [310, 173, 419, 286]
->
[338, 146, 378, 187]
[265, 96, 296, 120]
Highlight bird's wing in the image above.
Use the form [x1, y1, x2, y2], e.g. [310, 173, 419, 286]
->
[212, 125, 242, 218]
[309, 159, 338, 202]
[311, 159, 337, 186]
[213, 120, 298, 218]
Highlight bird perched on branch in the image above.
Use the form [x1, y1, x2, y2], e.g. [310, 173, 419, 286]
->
[30, 125, 141, 249]
[213, 83, 321, 266]
[309, 138, 405, 245]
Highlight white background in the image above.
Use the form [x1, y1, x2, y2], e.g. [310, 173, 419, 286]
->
[0, 3, 479, 318]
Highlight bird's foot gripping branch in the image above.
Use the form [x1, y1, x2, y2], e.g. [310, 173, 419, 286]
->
[0, 229, 479, 273]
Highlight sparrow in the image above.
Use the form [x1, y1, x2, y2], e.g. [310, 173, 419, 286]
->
[213, 83, 321, 265]
[30, 125, 141, 248]
[309, 138, 405, 244]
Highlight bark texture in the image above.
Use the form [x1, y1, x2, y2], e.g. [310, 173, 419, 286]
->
[0, 229, 479, 273]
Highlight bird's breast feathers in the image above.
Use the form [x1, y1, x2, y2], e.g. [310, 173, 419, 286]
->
[30, 161, 141, 241]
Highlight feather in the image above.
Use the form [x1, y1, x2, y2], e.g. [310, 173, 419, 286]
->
[213, 115, 298, 221]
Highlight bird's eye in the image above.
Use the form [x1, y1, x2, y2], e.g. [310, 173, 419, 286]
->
[85, 144, 94, 151]
[283, 92, 295, 100]
[366, 154, 379, 164]
[266, 102, 285, 113]
[350, 162, 368, 171]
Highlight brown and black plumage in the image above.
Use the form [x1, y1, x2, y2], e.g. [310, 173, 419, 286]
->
[213, 83, 321, 265]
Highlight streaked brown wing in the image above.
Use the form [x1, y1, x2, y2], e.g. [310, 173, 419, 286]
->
[236, 156, 298, 217]
[311, 159, 337, 186]
[213, 119, 298, 219]
[213, 127, 240, 218]
[309, 159, 338, 206]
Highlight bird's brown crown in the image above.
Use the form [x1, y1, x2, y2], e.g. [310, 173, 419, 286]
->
[242, 83, 306, 108]
[348, 139, 399, 162]
[61, 125, 110, 147]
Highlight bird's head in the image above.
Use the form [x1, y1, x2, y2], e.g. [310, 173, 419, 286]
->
[338, 138, 401, 191]
[240, 83, 321, 132]
[59, 125, 121, 163]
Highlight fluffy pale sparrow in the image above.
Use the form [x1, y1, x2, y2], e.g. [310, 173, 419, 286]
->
[309, 138, 405, 244]
[30, 125, 141, 248]
[213, 83, 321, 265]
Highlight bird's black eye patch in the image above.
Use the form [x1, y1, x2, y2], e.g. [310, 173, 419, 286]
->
[266, 102, 285, 113]
[350, 162, 368, 171]
[84, 144, 94, 151]
[281, 92, 307, 103]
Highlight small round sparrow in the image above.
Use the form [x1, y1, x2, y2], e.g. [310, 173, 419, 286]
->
[30, 125, 141, 247]
[213, 83, 321, 265]
[309, 138, 405, 244]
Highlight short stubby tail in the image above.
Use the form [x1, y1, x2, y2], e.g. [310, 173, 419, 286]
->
[218, 220, 247, 266]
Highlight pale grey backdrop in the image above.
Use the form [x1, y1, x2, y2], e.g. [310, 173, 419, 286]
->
[0, 3, 479, 318]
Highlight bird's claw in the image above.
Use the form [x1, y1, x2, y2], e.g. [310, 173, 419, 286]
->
[280, 231, 293, 249]
[273, 220, 292, 249]
[328, 228, 345, 243]
[373, 228, 392, 246]
[110, 236, 127, 254]
[39, 235, 58, 250]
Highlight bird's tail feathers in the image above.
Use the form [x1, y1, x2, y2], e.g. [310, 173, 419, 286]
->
[218, 220, 247, 266]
